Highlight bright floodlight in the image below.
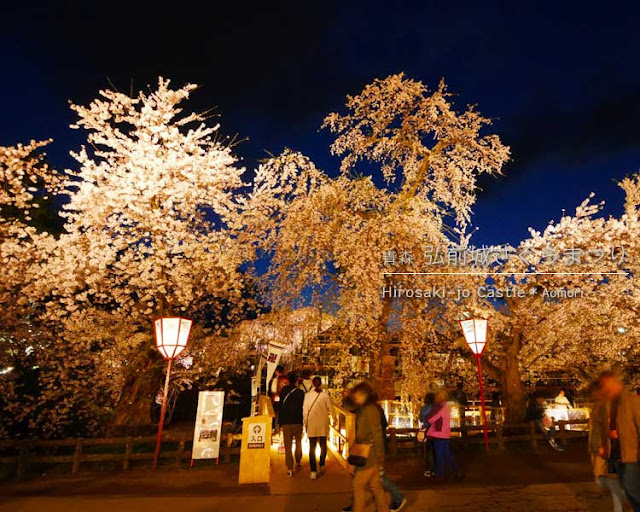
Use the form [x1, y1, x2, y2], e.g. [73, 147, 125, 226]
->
[154, 317, 192, 360]
[460, 318, 488, 355]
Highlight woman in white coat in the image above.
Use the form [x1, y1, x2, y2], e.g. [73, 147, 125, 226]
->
[303, 376, 334, 479]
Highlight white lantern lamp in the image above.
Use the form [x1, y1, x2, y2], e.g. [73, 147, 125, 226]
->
[152, 316, 192, 469]
[459, 317, 490, 452]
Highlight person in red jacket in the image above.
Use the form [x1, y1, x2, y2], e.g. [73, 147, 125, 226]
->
[424, 390, 461, 481]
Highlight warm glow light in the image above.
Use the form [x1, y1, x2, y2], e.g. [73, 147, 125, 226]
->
[154, 317, 192, 360]
[460, 318, 488, 355]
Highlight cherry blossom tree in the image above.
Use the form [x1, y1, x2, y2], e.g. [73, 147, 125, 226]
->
[247, 75, 638, 422]
[397, 179, 640, 422]
[0, 140, 68, 437]
[243, 74, 510, 393]
[25, 79, 257, 429]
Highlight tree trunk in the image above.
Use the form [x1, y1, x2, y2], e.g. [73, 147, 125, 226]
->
[111, 347, 162, 429]
[372, 280, 394, 398]
[372, 282, 392, 378]
[501, 332, 527, 423]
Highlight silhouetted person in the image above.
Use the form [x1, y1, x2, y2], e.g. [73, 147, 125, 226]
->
[278, 372, 305, 476]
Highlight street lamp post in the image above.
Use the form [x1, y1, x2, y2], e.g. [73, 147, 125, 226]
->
[460, 318, 489, 452]
[152, 316, 192, 470]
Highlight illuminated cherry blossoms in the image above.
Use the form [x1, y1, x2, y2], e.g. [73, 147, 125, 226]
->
[1, 74, 638, 436]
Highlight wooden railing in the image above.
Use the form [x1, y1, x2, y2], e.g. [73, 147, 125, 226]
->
[386, 418, 590, 456]
[259, 394, 276, 418]
[328, 403, 356, 472]
[0, 431, 242, 478]
[0, 409, 589, 479]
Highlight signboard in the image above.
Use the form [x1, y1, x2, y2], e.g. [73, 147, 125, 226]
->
[247, 421, 266, 449]
[264, 343, 285, 390]
[192, 390, 225, 460]
[239, 415, 271, 484]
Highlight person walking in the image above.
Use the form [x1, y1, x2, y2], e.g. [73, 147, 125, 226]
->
[303, 376, 334, 479]
[424, 390, 461, 482]
[419, 392, 436, 478]
[377, 406, 407, 510]
[268, 364, 285, 430]
[595, 371, 640, 512]
[268, 365, 285, 403]
[299, 369, 314, 394]
[349, 382, 390, 512]
[588, 381, 628, 512]
[278, 372, 305, 477]
[451, 382, 468, 432]
[342, 390, 406, 512]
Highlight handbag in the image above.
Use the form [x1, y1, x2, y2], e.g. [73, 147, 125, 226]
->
[347, 443, 371, 467]
[417, 427, 427, 443]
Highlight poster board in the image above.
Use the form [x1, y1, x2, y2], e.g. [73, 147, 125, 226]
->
[192, 390, 225, 461]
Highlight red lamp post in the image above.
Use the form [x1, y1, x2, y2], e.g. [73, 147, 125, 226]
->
[459, 318, 490, 452]
[152, 317, 192, 470]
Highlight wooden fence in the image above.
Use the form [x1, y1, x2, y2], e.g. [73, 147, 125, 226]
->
[0, 431, 242, 479]
[387, 418, 590, 456]
[1, 417, 589, 479]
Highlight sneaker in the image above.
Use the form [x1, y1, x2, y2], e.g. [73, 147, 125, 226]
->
[287, 470, 293, 477]
[295, 463, 302, 472]
[318, 464, 325, 474]
[423, 470, 434, 478]
[548, 438, 565, 451]
[310, 471, 317, 480]
[390, 498, 407, 512]
[341, 506, 353, 512]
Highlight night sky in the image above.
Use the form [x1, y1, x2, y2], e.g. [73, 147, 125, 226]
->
[2, 1, 639, 246]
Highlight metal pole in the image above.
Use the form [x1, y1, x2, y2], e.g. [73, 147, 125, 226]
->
[476, 354, 490, 452]
[153, 358, 172, 470]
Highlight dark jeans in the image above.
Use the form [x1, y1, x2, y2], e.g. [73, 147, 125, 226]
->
[309, 436, 327, 472]
[433, 438, 460, 479]
[381, 474, 404, 505]
[597, 475, 627, 512]
[424, 440, 435, 472]
[282, 424, 303, 470]
[615, 461, 640, 512]
[346, 472, 404, 508]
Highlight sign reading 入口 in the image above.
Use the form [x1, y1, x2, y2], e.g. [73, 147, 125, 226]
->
[247, 422, 266, 449]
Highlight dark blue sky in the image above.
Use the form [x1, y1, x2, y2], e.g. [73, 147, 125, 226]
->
[2, 1, 639, 246]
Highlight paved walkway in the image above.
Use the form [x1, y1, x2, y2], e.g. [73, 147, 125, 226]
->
[269, 437, 352, 495]
[0, 483, 613, 512]
[0, 438, 614, 511]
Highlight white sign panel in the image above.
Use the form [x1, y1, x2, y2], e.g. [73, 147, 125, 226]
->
[247, 421, 266, 449]
[192, 390, 225, 460]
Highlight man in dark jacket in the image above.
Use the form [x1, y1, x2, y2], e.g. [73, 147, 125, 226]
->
[526, 393, 563, 451]
[278, 372, 305, 476]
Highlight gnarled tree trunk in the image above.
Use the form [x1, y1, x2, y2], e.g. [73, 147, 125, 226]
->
[111, 346, 163, 429]
[501, 330, 527, 423]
